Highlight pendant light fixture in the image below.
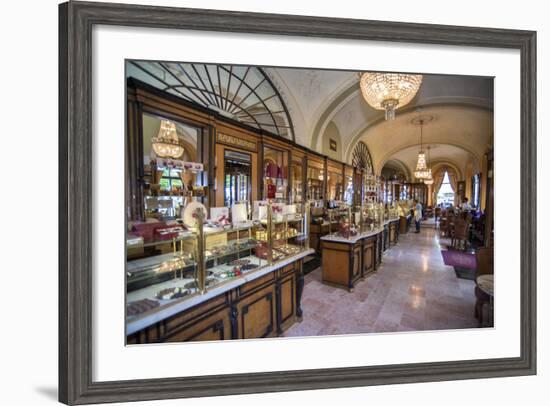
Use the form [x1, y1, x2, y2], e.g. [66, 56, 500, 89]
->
[413, 116, 431, 180]
[152, 119, 185, 159]
[359, 72, 423, 120]
[424, 145, 434, 185]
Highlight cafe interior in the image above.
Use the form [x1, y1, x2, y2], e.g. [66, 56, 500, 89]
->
[125, 62, 494, 344]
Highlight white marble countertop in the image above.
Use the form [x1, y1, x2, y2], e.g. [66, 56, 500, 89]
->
[320, 218, 399, 244]
[126, 248, 315, 335]
[320, 228, 383, 244]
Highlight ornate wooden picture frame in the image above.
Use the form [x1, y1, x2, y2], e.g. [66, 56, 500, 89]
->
[59, 1, 536, 404]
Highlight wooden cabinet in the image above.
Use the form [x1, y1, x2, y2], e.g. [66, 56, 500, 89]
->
[383, 224, 389, 251]
[164, 307, 231, 342]
[128, 259, 303, 344]
[399, 215, 411, 234]
[236, 283, 276, 339]
[362, 236, 376, 277]
[321, 240, 362, 291]
[277, 269, 297, 333]
[376, 231, 383, 269]
[389, 220, 398, 246]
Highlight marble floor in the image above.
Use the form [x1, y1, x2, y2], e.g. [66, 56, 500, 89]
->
[283, 228, 479, 337]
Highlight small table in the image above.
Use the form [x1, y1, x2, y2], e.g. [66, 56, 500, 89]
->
[476, 274, 494, 327]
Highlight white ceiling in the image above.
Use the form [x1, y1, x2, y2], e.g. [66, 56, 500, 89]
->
[266, 69, 493, 180]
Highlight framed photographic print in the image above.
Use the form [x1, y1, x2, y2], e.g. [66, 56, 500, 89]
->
[59, 1, 536, 404]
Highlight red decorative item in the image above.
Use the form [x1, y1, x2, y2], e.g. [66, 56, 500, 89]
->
[154, 225, 183, 241]
[132, 222, 164, 242]
[267, 183, 276, 199]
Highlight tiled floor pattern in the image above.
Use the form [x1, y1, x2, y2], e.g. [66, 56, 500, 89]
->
[283, 228, 478, 337]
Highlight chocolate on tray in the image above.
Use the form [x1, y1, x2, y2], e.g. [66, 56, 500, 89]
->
[155, 287, 190, 300]
[127, 298, 160, 317]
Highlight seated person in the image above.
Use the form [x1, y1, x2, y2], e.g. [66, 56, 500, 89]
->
[460, 197, 472, 211]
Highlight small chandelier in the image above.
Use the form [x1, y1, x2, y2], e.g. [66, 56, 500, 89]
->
[359, 72, 423, 120]
[424, 146, 434, 185]
[413, 118, 430, 180]
[152, 120, 184, 159]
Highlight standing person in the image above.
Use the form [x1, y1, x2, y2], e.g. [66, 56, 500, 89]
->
[414, 199, 423, 233]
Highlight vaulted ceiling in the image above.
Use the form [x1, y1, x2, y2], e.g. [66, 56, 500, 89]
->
[264, 68, 493, 180]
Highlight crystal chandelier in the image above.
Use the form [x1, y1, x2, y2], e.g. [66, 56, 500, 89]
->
[423, 146, 434, 185]
[152, 120, 185, 159]
[413, 118, 430, 180]
[359, 72, 423, 120]
[423, 169, 434, 185]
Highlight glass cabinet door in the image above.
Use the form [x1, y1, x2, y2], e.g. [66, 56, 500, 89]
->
[290, 156, 304, 204]
[224, 150, 252, 208]
[306, 165, 324, 201]
[327, 171, 344, 202]
[263, 145, 288, 202]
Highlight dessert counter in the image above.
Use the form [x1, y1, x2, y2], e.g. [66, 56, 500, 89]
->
[127, 249, 313, 343]
[320, 219, 399, 291]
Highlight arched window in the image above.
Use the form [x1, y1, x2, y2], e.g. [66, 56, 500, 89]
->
[127, 61, 295, 140]
[351, 141, 374, 174]
[437, 171, 455, 207]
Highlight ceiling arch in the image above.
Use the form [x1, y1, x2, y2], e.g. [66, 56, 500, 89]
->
[382, 159, 412, 181]
[127, 61, 296, 140]
[313, 73, 493, 155]
[347, 105, 491, 178]
[377, 144, 478, 181]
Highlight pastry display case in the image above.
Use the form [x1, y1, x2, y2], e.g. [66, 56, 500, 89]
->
[126, 203, 309, 325]
[257, 202, 309, 263]
[126, 225, 199, 313]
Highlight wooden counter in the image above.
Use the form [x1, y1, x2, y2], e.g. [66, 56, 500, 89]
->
[320, 219, 399, 291]
[399, 215, 412, 234]
[127, 250, 312, 343]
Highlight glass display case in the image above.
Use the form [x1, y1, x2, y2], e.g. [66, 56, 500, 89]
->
[259, 202, 309, 262]
[126, 225, 199, 317]
[327, 170, 344, 202]
[126, 203, 309, 323]
[306, 166, 324, 201]
[344, 167, 354, 206]
[290, 154, 305, 204]
[263, 145, 288, 202]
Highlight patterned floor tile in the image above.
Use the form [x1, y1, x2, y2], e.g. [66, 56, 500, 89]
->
[283, 228, 479, 338]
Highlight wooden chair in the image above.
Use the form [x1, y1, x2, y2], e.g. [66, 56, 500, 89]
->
[451, 217, 471, 250]
[445, 212, 456, 240]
